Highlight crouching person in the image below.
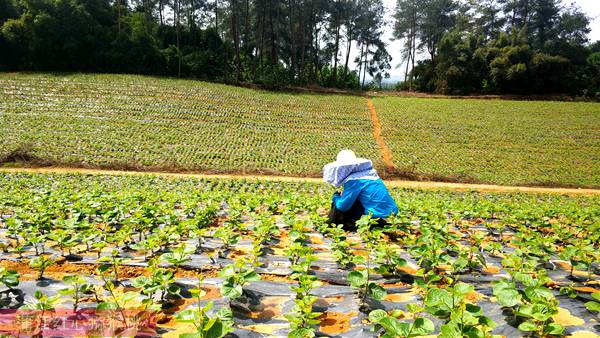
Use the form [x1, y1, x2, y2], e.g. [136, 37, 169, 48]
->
[323, 150, 398, 231]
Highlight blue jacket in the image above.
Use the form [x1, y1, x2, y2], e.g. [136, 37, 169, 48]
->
[332, 179, 398, 218]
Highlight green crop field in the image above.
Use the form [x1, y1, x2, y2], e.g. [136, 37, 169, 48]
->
[373, 97, 600, 187]
[0, 172, 598, 337]
[0, 73, 380, 175]
[2, 73, 600, 188]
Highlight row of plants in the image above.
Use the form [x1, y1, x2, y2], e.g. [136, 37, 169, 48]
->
[0, 173, 598, 337]
[0, 73, 381, 175]
[372, 96, 600, 187]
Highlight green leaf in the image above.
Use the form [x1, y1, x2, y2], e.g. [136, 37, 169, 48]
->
[517, 321, 537, 332]
[453, 282, 474, 297]
[591, 292, 600, 302]
[492, 280, 521, 308]
[368, 309, 388, 323]
[288, 327, 315, 338]
[178, 333, 201, 338]
[464, 326, 485, 338]
[378, 317, 409, 337]
[544, 322, 564, 335]
[96, 302, 118, 311]
[411, 317, 435, 336]
[367, 283, 387, 301]
[584, 301, 600, 312]
[221, 284, 243, 299]
[439, 323, 462, 338]
[347, 270, 367, 288]
[524, 286, 553, 302]
[243, 270, 261, 282]
[204, 319, 227, 338]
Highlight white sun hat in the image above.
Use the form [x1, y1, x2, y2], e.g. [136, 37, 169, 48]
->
[336, 149, 358, 163]
[323, 150, 379, 187]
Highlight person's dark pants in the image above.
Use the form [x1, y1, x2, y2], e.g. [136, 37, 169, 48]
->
[327, 193, 387, 231]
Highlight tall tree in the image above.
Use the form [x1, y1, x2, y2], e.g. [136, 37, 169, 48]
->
[393, 0, 419, 89]
[418, 0, 458, 67]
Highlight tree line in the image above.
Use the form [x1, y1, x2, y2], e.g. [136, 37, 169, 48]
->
[0, 0, 392, 89]
[393, 0, 600, 96]
[1, 0, 599, 95]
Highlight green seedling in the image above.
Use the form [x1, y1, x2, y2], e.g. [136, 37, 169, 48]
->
[285, 241, 313, 266]
[92, 240, 108, 258]
[373, 241, 408, 275]
[47, 229, 78, 256]
[98, 249, 130, 283]
[20, 290, 64, 336]
[286, 254, 322, 338]
[348, 269, 387, 312]
[26, 228, 47, 255]
[327, 224, 357, 268]
[213, 226, 241, 259]
[425, 282, 498, 338]
[369, 306, 435, 338]
[29, 255, 56, 280]
[96, 281, 160, 335]
[493, 271, 564, 337]
[133, 260, 180, 302]
[161, 244, 195, 272]
[58, 275, 94, 312]
[220, 258, 261, 300]
[176, 279, 235, 338]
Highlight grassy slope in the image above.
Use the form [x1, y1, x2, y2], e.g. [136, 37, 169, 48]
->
[2, 73, 599, 187]
[373, 97, 600, 187]
[0, 73, 380, 175]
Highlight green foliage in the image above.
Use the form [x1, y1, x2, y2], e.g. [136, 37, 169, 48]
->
[585, 292, 600, 312]
[219, 258, 261, 300]
[176, 280, 235, 338]
[0, 267, 19, 289]
[132, 261, 180, 302]
[373, 96, 600, 187]
[160, 244, 194, 270]
[369, 308, 435, 338]
[29, 255, 56, 280]
[493, 270, 564, 337]
[425, 282, 498, 338]
[58, 275, 94, 312]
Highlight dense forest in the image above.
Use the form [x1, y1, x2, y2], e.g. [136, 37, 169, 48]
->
[0, 0, 599, 96]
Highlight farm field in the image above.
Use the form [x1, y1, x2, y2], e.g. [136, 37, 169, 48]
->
[0, 172, 598, 337]
[0, 73, 381, 175]
[373, 97, 600, 188]
[2, 73, 600, 188]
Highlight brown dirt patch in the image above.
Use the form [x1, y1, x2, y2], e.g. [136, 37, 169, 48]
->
[482, 265, 501, 274]
[319, 311, 356, 335]
[2, 167, 599, 194]
[553, 307, 585, 327]
[385, 291, 417, 303]
[574, 286, 600, 293]
[367, 99, 394, 169]
[260, 274, 293, 283]
[238, 296, 289, 321]
[0, 259, 219, 281]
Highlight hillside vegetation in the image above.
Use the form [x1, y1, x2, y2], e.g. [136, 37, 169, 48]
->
[2, 72, 599, 187]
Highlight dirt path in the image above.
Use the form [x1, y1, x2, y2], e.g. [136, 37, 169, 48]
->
[367, 98, 395, 169]
[2, 167, 599, 196]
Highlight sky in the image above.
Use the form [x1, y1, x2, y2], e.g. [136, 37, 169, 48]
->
[364, 0, 600, 82]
